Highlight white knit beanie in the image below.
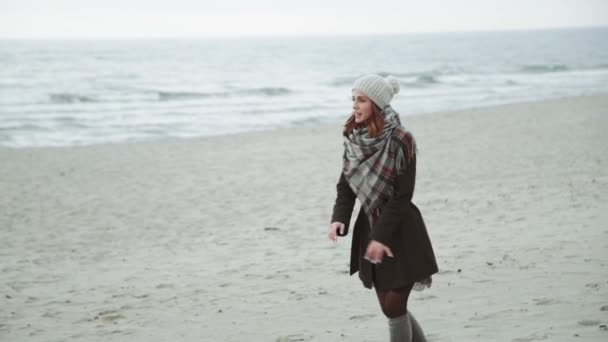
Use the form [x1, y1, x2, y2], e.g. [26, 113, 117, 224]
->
[352, 74, 400, 109]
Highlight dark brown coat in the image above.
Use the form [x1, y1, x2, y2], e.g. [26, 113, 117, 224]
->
[330, 151, 439, 290]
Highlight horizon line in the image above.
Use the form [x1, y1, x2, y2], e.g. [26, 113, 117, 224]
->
[1, 24, 606, 40]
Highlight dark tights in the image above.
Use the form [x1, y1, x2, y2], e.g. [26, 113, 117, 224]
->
[374, 282, 414, 318]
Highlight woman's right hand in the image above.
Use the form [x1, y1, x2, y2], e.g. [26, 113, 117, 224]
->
[328, 222, 346, 244]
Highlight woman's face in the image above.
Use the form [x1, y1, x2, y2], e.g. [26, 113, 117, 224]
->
[352, 90, 374, 124]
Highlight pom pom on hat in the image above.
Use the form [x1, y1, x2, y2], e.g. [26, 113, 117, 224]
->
[385, 75, 400, 95]
[352, 74, 400, 109]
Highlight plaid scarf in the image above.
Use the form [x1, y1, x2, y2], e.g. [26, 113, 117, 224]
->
[342, 105, 417, 230]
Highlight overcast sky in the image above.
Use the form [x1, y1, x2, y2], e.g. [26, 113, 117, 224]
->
[1, 0, 607, 38]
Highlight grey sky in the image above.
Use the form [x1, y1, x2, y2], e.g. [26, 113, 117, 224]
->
[1, 0, 607, 38]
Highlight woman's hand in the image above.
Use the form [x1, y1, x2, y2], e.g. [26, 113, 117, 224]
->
[328, 222, 345, 245]
[364, 240, 394, 264]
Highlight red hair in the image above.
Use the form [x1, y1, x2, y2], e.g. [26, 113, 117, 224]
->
[343, 102, 384, 137]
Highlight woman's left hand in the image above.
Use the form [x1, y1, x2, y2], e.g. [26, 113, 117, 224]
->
[364, 240, 394, 264]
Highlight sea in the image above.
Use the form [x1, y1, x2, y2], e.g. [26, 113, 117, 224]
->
[1, 26, 607, 148]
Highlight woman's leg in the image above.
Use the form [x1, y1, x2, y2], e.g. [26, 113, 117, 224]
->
[408, 311, 427, 342]
[375, 284, 414, 342]
[375, 283, 427, 342]
[374, 283, 413, 318]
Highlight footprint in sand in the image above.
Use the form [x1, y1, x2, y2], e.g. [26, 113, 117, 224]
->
[474, 279, 493, 283]
[265, 273, 290, 280]
[288, 291, 306, 301]
[577, 319, 600, 326]
[25, 296, 38, 303]
[275, 333, 314, 341]
[41, 310, 62, 318]
[93, 309, 126, 323]
[511, 332, 548, 341]
[349, 313, 376, 321]
[244, 273, 264, 279]
[415, 294, 437, 301]
[532, 297, 560, 305]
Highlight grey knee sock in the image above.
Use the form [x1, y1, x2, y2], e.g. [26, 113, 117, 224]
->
[388, 313, 412, 342]
[408, 312, 427, 342]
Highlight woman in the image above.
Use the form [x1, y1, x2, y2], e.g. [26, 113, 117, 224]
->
[328, 74, 439, 341]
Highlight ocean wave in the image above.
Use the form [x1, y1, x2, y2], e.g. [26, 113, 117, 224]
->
[241, 105, 325, 115]
[391, 73, 443, 87]
[329, 72, 431, 87]
[329, 77, 356, 87]
[53, 116, 92, 128]
[377, 71, 423, 78]
[0, 123, 51, 132]
[49, 93, 98, 103]
[402, 74, 440, 87]
[238, 87, 291, 96]
[331, 70, 447, 88]
[590, 63, 608, 71]
[377, 67, 465, 78]
[290, 116, 324, 126]
[157, 87, 292, 101]
[519, 64, 569, 73]
[158, 91, 228, 100]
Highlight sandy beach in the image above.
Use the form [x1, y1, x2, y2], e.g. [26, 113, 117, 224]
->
[1, 93, 607, 341]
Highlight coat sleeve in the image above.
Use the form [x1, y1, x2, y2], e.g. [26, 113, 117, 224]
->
[369, 152, 417, 245]
[330, 171, 356, 236]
